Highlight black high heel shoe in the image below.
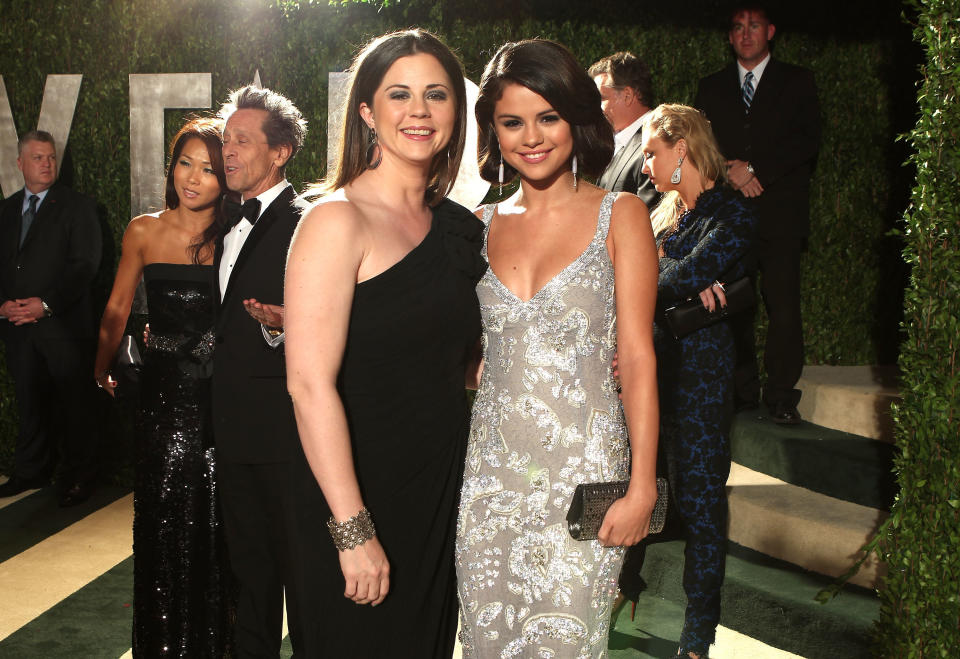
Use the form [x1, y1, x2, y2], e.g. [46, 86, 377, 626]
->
[611, 590, 638, 622]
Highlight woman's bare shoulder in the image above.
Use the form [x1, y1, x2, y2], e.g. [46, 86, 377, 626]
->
[123, 212, 168, 241]
[294, 190, 370, 253]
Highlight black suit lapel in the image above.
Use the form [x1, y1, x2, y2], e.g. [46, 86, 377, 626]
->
[727, 63, 747, 115]
[601, 131, 644, 189]
[750, 59, 784, 114]
[220, 185, 294, 306]
[0, 191, 24, 269]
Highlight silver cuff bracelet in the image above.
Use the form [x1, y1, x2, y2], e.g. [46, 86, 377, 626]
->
[327, 507, 376, 552]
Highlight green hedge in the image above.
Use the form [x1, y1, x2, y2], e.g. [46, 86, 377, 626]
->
[873, 0, 960, 654]
[0, 0, 907, 470]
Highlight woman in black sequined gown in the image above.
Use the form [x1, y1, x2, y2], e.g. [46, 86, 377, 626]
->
[94, 118, 234, 657]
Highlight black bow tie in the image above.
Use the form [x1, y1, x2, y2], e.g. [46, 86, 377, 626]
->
[224, 198, 262, 231]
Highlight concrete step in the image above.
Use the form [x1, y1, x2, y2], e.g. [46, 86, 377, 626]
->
[797, 365, 900, 443]
[727, 463, 886, 589]
[639, 538, 879, 659]
[730, 410, 896, 510]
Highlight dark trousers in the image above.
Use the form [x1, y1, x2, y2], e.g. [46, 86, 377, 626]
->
[3, 333, 98, 484]
[732, 236, 805, 408]
[217, 452, 327, 659]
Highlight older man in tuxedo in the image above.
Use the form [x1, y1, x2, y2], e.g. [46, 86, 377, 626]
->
[695, 3, 820, 423]
[589, 51, 660, 210]
[0, 130, 101, 506]
[212, 85, 325, 657]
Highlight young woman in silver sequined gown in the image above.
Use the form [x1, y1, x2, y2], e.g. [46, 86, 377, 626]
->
[94, 118, 233, 657]
[456, 40, 660, 658]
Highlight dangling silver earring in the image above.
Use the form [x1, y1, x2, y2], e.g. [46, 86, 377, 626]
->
[498, 150, 504, 195]
[366, 127, 382, 169]
[572, 154, 578, 190]
[670, 156, 683, 184]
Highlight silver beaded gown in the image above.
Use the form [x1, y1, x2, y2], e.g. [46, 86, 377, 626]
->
[457, 192, 629, 658]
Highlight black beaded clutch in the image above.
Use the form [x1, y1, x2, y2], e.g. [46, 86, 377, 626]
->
[566, 477, 669, 541]
[663, 276, 755, 340]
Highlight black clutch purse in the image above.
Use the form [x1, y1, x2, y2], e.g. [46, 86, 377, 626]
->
[663, 276, 755, 340]
[566, 477, 669, 541]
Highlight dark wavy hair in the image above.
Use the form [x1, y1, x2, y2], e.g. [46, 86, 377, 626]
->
[476, 39, 614, 186]
[318, 29, 467, 206]
[587, 51, 655, 109]
[164, 117, 227, 264]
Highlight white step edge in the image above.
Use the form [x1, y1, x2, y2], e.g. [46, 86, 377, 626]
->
[727, 462, 887, 589]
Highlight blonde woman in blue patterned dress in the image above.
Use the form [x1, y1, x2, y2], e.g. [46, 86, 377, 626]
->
[456, 39, 660, 658]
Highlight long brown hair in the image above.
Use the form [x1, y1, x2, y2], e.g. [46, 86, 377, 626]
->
[316, 29, 467, 206]
[164, 117, 227, 264]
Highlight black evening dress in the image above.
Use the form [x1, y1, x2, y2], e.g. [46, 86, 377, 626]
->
[305, 199, 485, 658]
[134, 263, 233, 657]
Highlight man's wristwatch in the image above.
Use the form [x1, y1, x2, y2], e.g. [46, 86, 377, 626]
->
[746, 163, 755, 175]
[40, 300, 52, 317]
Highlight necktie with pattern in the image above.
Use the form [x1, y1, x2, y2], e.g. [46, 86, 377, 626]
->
[20, 194, 39, 247]
[742, 70, 755, 112]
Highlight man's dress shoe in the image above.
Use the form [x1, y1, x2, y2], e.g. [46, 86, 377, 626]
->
[771, 401, 802, 425]
[0, 475, 49, 497]
[58, 481, 95, 507]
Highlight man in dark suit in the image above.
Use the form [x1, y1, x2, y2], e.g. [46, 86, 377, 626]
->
[695, 4, 820, 423]
[0, 130, 101, 505]
[212, 86, 324, 657]
[589, 52, 661, 210]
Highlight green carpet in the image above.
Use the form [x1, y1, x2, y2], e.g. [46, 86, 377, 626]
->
[610, 591, 686, 658]
[640, 537, 878, 659]
[731, 410, 896, 510]
[0, 556, 134, 658]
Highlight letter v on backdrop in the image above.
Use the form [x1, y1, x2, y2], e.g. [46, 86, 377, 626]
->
[0, 74, 82, 197]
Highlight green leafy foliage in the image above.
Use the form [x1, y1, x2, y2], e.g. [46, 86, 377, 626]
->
[0, 2, 908, 475]
[871, 0, 960, 654]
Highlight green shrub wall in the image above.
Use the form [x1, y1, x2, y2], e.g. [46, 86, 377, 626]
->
[0, 0, 909, 470]
[874, 0, 960, 653]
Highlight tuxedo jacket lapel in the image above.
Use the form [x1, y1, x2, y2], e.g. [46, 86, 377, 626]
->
[213, 234, 225, 313]
[220, 184, 294, 307]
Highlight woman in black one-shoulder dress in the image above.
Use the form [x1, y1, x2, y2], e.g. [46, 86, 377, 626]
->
[282, 30, 484, 658]
[94, 118, 234, 657]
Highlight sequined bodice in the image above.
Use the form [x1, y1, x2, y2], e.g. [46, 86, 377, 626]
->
[467, 191, 628, 483]
[457, 191, 628, 658]
[143, 263, 214, 336]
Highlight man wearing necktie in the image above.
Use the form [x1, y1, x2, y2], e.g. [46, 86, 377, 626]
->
[695, 3, 821, 424]
[0, 130, 102, 505]
[211, 85, 329, 658]
[590, 52, 661, 211]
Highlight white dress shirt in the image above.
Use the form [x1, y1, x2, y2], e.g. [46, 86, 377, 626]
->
[737, 53, 771, 87]
[218, 179, 289, 299]
[21, 186, 51, 213]
[613, 110, 651, 154]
